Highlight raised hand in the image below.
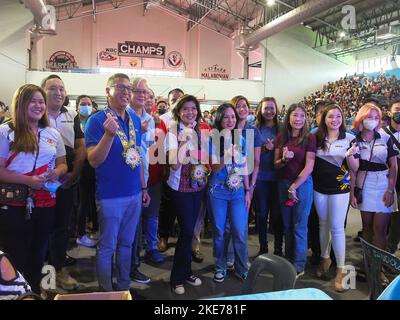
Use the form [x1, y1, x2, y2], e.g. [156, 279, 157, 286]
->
[346, 142, 360, 157]
[283, 146, 294, 160]
[264, 138, 274, 151]
[141, 118, 150, 133]
[103, 113, 118, 137]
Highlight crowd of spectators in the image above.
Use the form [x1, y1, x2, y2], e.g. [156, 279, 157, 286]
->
[299, 73, 400, 126]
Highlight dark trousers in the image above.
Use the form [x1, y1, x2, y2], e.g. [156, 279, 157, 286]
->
[170, 189, 203, 286]
[388, 212, 400, 253]
[0, 205, 55, 293]
[158, 183, 176, 239]
[308, 203, 321, 258]
[254, 180, 283, 253]
[77, 163, 97, 236]
[49, 187, 74, 270]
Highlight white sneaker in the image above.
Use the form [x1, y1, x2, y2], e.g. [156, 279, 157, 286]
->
[214, 272, 225, 283]
[76, 234, 97, 248]
[171, 285, 185, 294]
[186, 275, 202, 286]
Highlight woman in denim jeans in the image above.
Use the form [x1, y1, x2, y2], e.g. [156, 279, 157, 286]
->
[274, 103, 316, 277]
[254, 97, 283, 256]
[208, 103, 251, 283]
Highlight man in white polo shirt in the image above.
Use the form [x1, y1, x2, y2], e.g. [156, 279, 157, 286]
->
[41, 74, 86, 291]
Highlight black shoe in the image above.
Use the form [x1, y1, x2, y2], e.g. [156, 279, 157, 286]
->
[130, 269, 151, 284]
[192, 250, 204, 263]
[257, 247, 268, 256]
[354, 230, 362, 242]
[274, 250, 283, 257]
[310, 254, 321, 266]
[355, 268, 367, 282]
[65, 254, 77, 266]
[129, 288, 146, 300]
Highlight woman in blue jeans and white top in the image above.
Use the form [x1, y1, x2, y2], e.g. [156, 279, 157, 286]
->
[164, 95, 209, 295]
[313, 103, 358, 292]
[350, 103, 398, 252]
[208, 103, 251, 283]
[254, 97, 283, 256]
[274, 103, 316, 276]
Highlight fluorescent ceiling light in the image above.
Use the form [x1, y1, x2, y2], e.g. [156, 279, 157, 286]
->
[266, 0, 275, 7]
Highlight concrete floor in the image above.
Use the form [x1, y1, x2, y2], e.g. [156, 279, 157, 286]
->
[56, 207, 398, 300]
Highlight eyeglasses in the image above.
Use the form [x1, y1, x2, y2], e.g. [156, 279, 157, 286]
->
[132, 89, 147, 95]
[111, 84, 133, 92]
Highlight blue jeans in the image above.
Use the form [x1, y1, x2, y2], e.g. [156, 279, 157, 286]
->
[96, 193, 142, 291]
[170, 189, 204, 286]
[254, 180, 283, 253]
[278, 177, 313, 272]
[131, 183, 162, 270]
[208, 185, 248, 277]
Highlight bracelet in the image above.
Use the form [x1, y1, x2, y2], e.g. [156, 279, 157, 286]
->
[288, 189, 296, 194]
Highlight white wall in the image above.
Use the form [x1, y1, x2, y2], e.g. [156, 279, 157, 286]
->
[26, 70, 264, 102]
[37, 3, 242, 79]
[1, 2, 358, 109]
[264, 26, 354, 108]
[0, 0, 32, 105]
[198, 27, 232, 78]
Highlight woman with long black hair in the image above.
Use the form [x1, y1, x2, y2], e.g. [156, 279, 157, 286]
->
[0, 84, 67, 293]
[165, 95, 209, 294]
[208, 103, 250, 283]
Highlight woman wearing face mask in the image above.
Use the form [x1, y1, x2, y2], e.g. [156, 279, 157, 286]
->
[75, 95, 98, 248]
[351, 104, 397, 260]
[77, 95, 97, 129]
[385, 98, 400, 254]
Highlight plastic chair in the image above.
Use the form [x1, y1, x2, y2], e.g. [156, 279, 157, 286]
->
[360, 237, 400, 300]
[377, 275, 400, 300]
[241, 254, 297, 295]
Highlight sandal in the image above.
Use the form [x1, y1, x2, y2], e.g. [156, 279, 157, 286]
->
[316, 257, 332, 278]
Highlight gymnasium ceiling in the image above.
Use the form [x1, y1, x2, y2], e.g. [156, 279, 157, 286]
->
[45, 0, 400, 57]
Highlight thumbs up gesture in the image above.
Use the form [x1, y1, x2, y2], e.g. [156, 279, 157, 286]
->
[346, 142, 359, 157]
[283, 146, 294, 160]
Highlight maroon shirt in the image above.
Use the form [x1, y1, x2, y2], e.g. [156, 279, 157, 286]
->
[275, 133, 316, 180]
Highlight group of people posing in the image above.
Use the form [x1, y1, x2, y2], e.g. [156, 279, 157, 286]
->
[0, 72, 399, 299]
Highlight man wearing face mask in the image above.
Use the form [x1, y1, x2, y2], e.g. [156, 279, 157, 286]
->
[384, 97, 400, 254]
[75, 95, 99, 248]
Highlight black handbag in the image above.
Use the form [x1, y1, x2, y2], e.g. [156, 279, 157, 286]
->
[0, 133, 40, 203]
[354, 186, 363, 204]
[0, 183, 30, 202]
